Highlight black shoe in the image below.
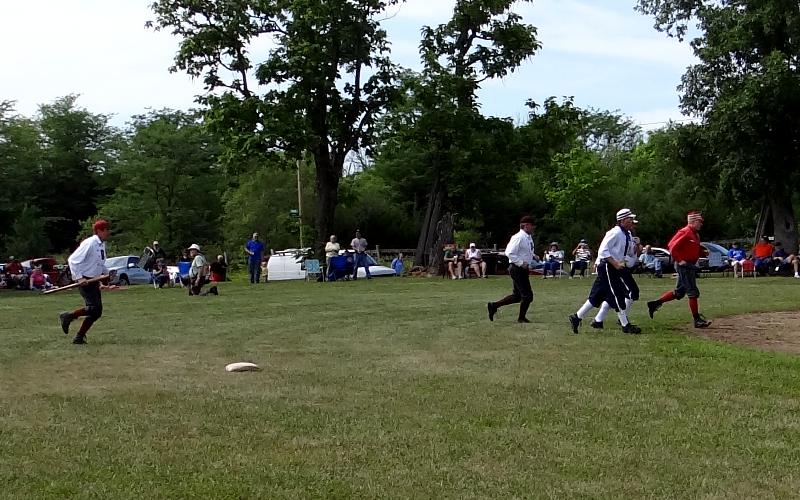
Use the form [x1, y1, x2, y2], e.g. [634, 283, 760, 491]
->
[590, 320, 604, 329]
[209, 286, 219, 296]
[647, 300, 661, 319]
[622, 323, 642, 334]
[72, 335, 87, 345]
[568, 314, 581, 334]
[517, 318, 531, 323]
[694, 316, 712, 328]
[59, 311, 72, 335]
[487, 302, 497, 322]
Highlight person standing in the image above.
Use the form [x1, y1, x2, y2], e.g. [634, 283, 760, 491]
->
[325, 235, 341, 273]
[568, 209, 642, 334]
[58, 219, 112, 345]
[487, 216, 536, 323]
[647, 211, 711, 328]
[391, 252, 405, 276]
[350, 229, 371, 280]
[245, 232, 265, 284]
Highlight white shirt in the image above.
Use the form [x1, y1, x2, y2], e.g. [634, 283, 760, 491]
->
[505, 229, 534, 267]
[68, 235, 108, 279]
[596, 225, 630, 266]
[351, 237, 368, 253]
[465, 248, 482, 261]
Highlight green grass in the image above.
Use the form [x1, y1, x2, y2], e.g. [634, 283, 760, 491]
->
[2, 276, 800, 498]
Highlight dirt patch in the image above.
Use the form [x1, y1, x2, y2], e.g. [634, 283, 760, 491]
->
[686, 311, 800, 355]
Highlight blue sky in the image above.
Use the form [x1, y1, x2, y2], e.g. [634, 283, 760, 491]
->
[1, 0, 697, 129]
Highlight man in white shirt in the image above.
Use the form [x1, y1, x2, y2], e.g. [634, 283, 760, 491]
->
[568, 209, 642, 334]
[488, 216, 536, 323]
[590, 222, 642, 330]
[59, 219, 111, 344]
[350, 229, 371, 280]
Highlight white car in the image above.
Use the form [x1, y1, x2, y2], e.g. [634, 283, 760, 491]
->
[267, 249, 395, 282]
[106, 255, 153, 285]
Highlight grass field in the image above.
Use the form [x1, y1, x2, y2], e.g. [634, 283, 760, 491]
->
[2, 275, 800, 498]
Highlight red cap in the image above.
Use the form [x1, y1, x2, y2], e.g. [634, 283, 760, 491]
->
[93, 219, 110, 233]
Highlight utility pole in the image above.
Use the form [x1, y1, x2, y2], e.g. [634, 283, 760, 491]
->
[296, 156, 303, 248]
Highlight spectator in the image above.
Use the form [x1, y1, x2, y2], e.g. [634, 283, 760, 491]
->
[350, 229, 371, 280]
[178, 249, 192, 263]
[443, 243, 463, 280]
[29, 265, 52, 291]
[245, 232, 265, 284]
[210, 255, 228, 283]
[187, 244, 217, 296]
[752, 235, 774, 276]
[391, 252, 405, 276]
[638, 245, 663, 277]
[465, 243, 488, 278]
[152, 241, 167, 262]
[727, 242, 747, 277]
[570, 239, 592, 278]
[4, 257, 26, 289]
[770, 242, 796, 275]
[542, 242, 564, 279]
[152, 259, 171, 288]
[325, 235, 340, 273]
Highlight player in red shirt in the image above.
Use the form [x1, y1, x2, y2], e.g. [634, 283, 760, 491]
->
[646, 211, 712, 328]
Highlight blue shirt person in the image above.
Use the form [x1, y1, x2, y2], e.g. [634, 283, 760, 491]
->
[245, 232, 266, 284]
[391, 253, 405, 276]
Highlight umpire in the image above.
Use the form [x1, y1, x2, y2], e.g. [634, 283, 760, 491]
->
[569, 209, 642, 334]
[488, 215, 536, 323]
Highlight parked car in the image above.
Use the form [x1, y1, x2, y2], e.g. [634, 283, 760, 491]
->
[698, 242, 730, 272]
[649, 246, 674, 273]
[106, 255, 153, 285]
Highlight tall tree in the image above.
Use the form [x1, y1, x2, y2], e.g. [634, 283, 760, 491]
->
[148, 0, 401, 255]
[636, 0, 800, 249]
[403, 0, 540, 267]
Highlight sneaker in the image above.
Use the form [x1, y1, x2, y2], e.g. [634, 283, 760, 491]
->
[59, 311, 72, 335]
[647, 300, 661, 319]
[568, 314, 581, 334]
[72, 335, 87, 345]
[209, 286, 219, 296]
[590, 320, 604, 329]
[517, 318, 531, 323]
[622, 323, 642, 334]
[694, 316, 712, 328]
[794, 273, 800, 279]
[487, 302, 497, 322]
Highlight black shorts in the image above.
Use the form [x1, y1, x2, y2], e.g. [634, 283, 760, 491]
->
[674, 264, 700, 299]
[620, 267, 639, 301]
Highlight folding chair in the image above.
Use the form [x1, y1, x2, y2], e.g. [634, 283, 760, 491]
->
[305, 259, 323, 282]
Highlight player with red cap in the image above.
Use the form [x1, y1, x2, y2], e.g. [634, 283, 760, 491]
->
[59, 219, 112, 344]
[646, 211, 712, 328]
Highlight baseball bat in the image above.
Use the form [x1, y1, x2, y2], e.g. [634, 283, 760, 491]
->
[42, 274, 110, 295]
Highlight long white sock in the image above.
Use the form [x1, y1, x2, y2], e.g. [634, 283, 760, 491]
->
[625, 298, 634, 314]
[617, 310, 629, 326]
[576, 300, 594, 319]
[594, 302, 611, 322]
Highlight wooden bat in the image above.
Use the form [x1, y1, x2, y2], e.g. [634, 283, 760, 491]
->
[43, 274, 110, 295]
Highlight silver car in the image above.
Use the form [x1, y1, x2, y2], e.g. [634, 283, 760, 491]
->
[106, 255, 153, 286]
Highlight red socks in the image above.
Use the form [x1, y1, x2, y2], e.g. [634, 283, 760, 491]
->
[658, 291, 676, 303]
[72, 307, 86, 318]
[689, 297, 699, 317]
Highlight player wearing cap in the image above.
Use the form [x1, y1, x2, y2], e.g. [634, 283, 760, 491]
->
[646, 211, 711, 328]
[568, 209, 642, 334]
[589, 218, 641, 329]
[487, 216, 536, 323]
[58, 219, 112, 344]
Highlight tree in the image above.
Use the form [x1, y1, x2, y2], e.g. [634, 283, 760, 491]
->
[148, 0, 402, 256]
[97, 110, 222, 256]
[636, 0, 800, 250]
[385, 0, 539, 268]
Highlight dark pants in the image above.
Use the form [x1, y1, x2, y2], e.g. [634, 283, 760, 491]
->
[493, 264, 534, 319]
[620, 267, 639, 301]
[588, 262, 628, 311]
[248, 259, 261, 283]
[74, 281, 103, 337]
[352, 252, 371, 279]
[673, 264, 700, 299]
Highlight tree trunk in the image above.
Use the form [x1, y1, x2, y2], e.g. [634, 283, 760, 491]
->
[414, 176, 445, 267]
[313, 150, 340, 259]
[769, 191, 798, 252]
[427, 212, 454, 275]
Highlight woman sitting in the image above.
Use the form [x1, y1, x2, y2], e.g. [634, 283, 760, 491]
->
[542, 242, 564, 279]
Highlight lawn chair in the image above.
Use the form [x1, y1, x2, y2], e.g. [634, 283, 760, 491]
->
[327, 254, 354, 281]
[305, 259, 323, 282]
